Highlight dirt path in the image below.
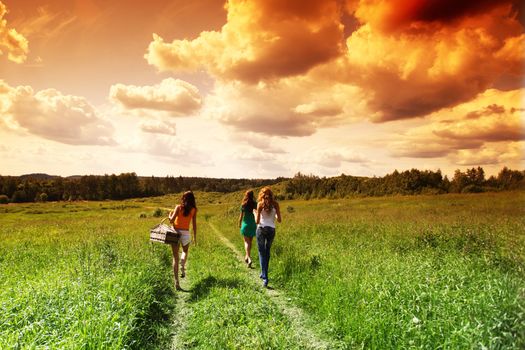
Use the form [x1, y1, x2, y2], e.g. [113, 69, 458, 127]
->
[207, 222, 344, 350]
[170, 288, 192, 350]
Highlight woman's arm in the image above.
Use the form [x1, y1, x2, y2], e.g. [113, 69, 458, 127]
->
[256, 203, 262, 225]
[192, 208, 198, 245]
[169, 205, 179, 223]
[275, 201, 282, 223]
[238, 210, 244, 228]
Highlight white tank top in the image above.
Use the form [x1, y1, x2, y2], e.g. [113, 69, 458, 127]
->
[259, 207, 276, 228]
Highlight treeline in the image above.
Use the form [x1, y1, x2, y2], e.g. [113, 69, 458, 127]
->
[0, 167, 523, 204]
[283, 167, 525, 199]
[0, 173, 282, 203]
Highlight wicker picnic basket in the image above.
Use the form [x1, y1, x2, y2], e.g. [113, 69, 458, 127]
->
[150, 218, 180, 244]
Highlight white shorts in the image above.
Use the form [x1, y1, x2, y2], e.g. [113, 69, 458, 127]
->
[177, 230, 191, 246]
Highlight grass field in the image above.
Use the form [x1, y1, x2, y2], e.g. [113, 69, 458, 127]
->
[0, 191, 523, 349]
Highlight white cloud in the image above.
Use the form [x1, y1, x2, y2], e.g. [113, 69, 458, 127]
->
[140, 119, 177, 136]
[203, 78, 366, 137]
[109, 78, 202, 116]
[0, 80, 115, 145]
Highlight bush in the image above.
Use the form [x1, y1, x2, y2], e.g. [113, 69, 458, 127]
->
[0, 195, 8, 204]
[461, 184, 484, 193]
[152, 208, 164, 217]
[37, 193, 48, 202]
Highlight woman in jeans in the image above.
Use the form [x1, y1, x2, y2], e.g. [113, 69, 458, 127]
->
[255, 187, 282, 287]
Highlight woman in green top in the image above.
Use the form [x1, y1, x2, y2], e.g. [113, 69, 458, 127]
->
[238, 190, 257, 268]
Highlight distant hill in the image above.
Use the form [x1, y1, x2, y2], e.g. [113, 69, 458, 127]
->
[18, 173, 60, 180]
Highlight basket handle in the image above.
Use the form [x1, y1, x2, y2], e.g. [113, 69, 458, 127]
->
[160, 217, 171, 225]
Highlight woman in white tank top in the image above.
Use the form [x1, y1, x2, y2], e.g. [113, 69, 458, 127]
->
[255, 186, 282, 287]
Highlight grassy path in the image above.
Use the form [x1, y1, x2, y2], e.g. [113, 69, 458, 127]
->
[207, 222, 344, 350]
[160, 218, 341, 349]
[169, 276, 193, 349]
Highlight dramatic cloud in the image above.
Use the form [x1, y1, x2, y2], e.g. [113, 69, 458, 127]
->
[146, 0, 344, 83]
[0, 80, 115, 145]
[449, 142, 524, 166]
[0, 1, 29, 63]
[343, 3, 524, 122]
[352, 0, 522, 30]
[110, 78, 202, 116]
[145, 0, 524, 139]
[390, 88, 524, 163]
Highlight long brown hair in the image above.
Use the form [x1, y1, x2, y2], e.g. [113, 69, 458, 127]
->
[257, 187, 274, 212]
[180, 191, 196, 216]
[241, 190, 257, 211]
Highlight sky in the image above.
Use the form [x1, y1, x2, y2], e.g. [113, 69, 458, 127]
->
[0, 0, 524, 179]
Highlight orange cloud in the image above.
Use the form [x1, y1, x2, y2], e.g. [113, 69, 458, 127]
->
[145, 0, 524, 136]
[0, 80, 114, 145]
[146, 0, 344, 83]
[449, 142, 524, 166]
[0, 1, 28, 63]
[390, 88, 524, 163]
[109, 78, 202, 116]
[343, 3, 524, 122]
[353, 0, 522, 30]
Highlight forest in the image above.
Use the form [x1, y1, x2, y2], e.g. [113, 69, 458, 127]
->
[0, 167, 523, 203]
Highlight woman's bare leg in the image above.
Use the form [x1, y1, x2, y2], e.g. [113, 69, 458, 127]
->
[243, 236, 253, 267]
[180, 243, 190, 277]
[171, 243, 181, 289]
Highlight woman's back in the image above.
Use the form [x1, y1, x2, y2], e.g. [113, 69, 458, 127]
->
[242, 205, 256, 223]
[174, 206, 196, 230]
[259, 207, 276, 228]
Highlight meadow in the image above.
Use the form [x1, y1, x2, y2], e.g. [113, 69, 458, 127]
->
[0, 191, 523, 349]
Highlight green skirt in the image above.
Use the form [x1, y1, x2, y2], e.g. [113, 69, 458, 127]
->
[240, 222, 256, 237]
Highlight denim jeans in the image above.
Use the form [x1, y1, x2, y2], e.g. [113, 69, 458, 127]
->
[256, 226, 275, 283]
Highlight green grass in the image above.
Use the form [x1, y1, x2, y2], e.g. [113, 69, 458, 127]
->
[1, 191, 523, 349]
[214, 192, 525, 349]
[0, 201, 176, 349]
[172, 220, 316, 349]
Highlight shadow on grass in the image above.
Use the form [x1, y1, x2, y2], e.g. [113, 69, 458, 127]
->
[127, 275, 176, 350]
[189, 276, 243, 302]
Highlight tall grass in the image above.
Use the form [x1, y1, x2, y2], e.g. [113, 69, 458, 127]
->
[2, 191, 524, 349]
[0, 202, 175, 349]
[215, 192, 525, 349]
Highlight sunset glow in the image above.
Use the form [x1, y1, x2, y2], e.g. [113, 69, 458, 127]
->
[1, 0, 524, 178]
